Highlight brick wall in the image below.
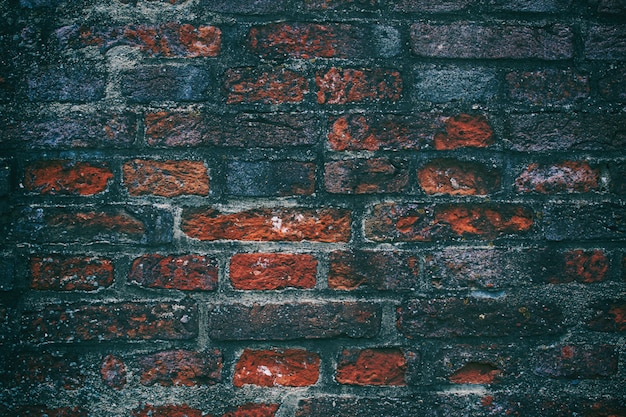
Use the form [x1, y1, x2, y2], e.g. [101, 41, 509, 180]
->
[1, 0, 625, 415]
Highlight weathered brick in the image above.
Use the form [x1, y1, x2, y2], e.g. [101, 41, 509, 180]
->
[223, 404, 279, 417]
[9, 407, 88, 417]
[27, 65, 106, 103]
[514, 161, 601, 193]
[411, 23, 573, 60]
[546, 249, 610, 284]
[483, 395, 626, 417]
[534, 344, 618, 378]
[390, 0, 472, 12]
[58, 23, 221, 57]
[365, 203, 534, 242]
[316, 67, 402, 104]
[224, 67, 308, 104]
[336, 348, 409, 386]
[230, 253, 317, 290]
[505, 69, 589, 105]
[588, 300, 626, 332]
[302, 0, 377, 10]
[248, 23, 368, 59]
[594, 0, 626, 14]
[449, 363, 502, 384]
[417, 159, 501, 196]
[30, 256, 114, 291]
[200, 0, 288, 13]
[3, 112, 137, 149]
[10, 352, 85, 390]
[139, 349, 222, 386]
[22, 301, 197, 343]
[0, 165, 10, 196]
[100, 354, 127, 390]
[610, 162, 626, 195]
[599, 67, 626, 102]
[414, 66, 498, 103]
[145, 112, 318, 148]
[13, 206, 173, 245]
[129, 254, 218, 291]
[544, 203, 625, 241]
[328, 250, 419, 290]
[324, 158, 409, 194]
[233, 349, 320, 387]
[585, 25, 626, 60]
[487, 0, 572, 11]
[433, 114, 494, 150]
[24, 160, 113, 196]
[181, 207, 351, 242]
[397, 298, 564, 338]
[207, 302, 381, 340]
[131, 404, 203, 417]
[227, 160, 315, 196]
[437, 344, 514, 386]
[121, 65, 210, 103]
[506, 113, 626, 151]
[123, 159, 209, 197]
[0, 258, 14, 291]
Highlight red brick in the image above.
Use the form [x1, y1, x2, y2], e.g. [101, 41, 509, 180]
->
[227, 160, 315, 196]
[207, 302, 381, 340]
[24, 160, 113, 195]
[129, 254, 218, 291]
[30, 255, 114, 291]
[225, 67, 308, 104]
[514, 161, 601, 193]
[588, 300, 626, 332]
[131, 404, 205, 417]
[365, 203, 534, 242]
[449, 363, 502, 384]
[411, 23, 573, 60]
[22, 301, 197, 343]
[233, 349, 320, 387]
[11, 352, 85, 390]
[121, 65, 210, 103]
[100, 354, 127, 390]
[123, 159, 209, 197]
[328, 250, 419, 290]
[433, 114, 494, 150]
[222, 404, 279, 417]
[336, 348, 407, 386]
[417, 159, 501, 196]
[10, 407, 88, 417]
[249, 23, 368, 59]
[316, 67, 402, 104]
[181, 207, 351, 242]
[547, 250, 609, 284]
[324, 158, 409, 194]
[397, 298, 564, 338]
[139, 349, 222, 386]
[145, 111, 318, 148]
[534, 344, 618, 379]
[230, 253, 317, 290]
[59, 23, 221, 57]
[506, 69, 589, 105]
[585, 25, 626, 60]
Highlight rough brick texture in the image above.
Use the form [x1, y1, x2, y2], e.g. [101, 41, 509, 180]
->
[4, 0, 625, 415]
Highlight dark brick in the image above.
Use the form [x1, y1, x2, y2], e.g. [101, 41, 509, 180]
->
[390, 0, 472, 12]
[30, 256, 114, 291]
[227, 160, 315, 196]
[129, 254, 218, 291]
[506, 113, 626, 151]
[181, 207, 351, 242]
[365, 203, 534, 242]
[417, 159, 501, 196]
[599, 67, 626, 102]
[324, 158, 409, 194]
[411, 23, 573, 60]
[121, 65, 210, 103]
[207, 302, 381, 340]
[505, 69, 590, 105]
[200, 0, 288, 13]
[0, 257, 15, 291]
[534, 344, 618, 378]
[27, 65, 106, 103]
[22, 301, 197, 343]
[483, 395, 626, 417]
[100, 354, 127, 390]
[9, 352, 86, 390]
[233, 349, 320, 387]
[316, 67, 402, 104]
[248, 23, 369, 59]
[223, 404, 279, 417]
[487, 0, 572, 11]
[609, 162, 626, 194]
[131, 404, 203, 417]
[302, 0, 377, 10]
[449, 363, 502, 384]
[9, 407, 88, 417]
[588, 300, 626, 332]
[414, 66, 498, 103]
[224, 67, 308, 104]
[545, 249, 610, 284]
[123, 159, 209, 197]
[139, 349, 222, 386]
[24, 160, 113, 196]
[230, 253, 317, 290]
[436, 344, 515, 386]
[544, 203, 626, 241]
[145, 112, 318, 148]
[328, 250, 419, 290]
[0, 165, 10, 196]
[397, 298, 564, 338]
[514, 161, 601, 193]
[594, 0, 626, 14]
[585, 25, 626, 60]
[336, 348, 410, 386]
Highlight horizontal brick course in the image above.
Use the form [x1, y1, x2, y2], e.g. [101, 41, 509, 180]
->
[230, 253, 317, 290]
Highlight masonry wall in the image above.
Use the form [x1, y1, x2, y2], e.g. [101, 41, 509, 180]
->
[1, 0, 625, 415]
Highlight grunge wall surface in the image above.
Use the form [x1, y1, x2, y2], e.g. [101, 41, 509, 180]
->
[1, 0, 625, 415]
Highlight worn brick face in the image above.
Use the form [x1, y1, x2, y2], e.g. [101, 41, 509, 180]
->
[534, 344, 618, 379]
[324, 158, 409, 194]
[316, 67, 402, 104]
[24, 160, 113, 195]
[417, 159, 501, 196]
[588, 300, 626, 332]
[30, 256, 114, 291]
[100, 354, 127, 390]
[223, 404, 279, 417]
[336, 349, 408, 386]
[131, 404, 203, 417]
[514, 161, 601, 193]
[433, 114, 494, 150]
[129, 254, 218, 291]
[230, 253, 317, 290]
[121, 65, 211, 103]
[505, 69, 589, 105]
[225, 67, 308, 104]
[584, 25, 626, 60]
[233, 349, 320, 387]
[123, 159, 209, 197]
[448, 363, 502, 385]
[139, 349, 222, 386]
[227, 160, 315, 196]
[10, 352, 86, 390]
